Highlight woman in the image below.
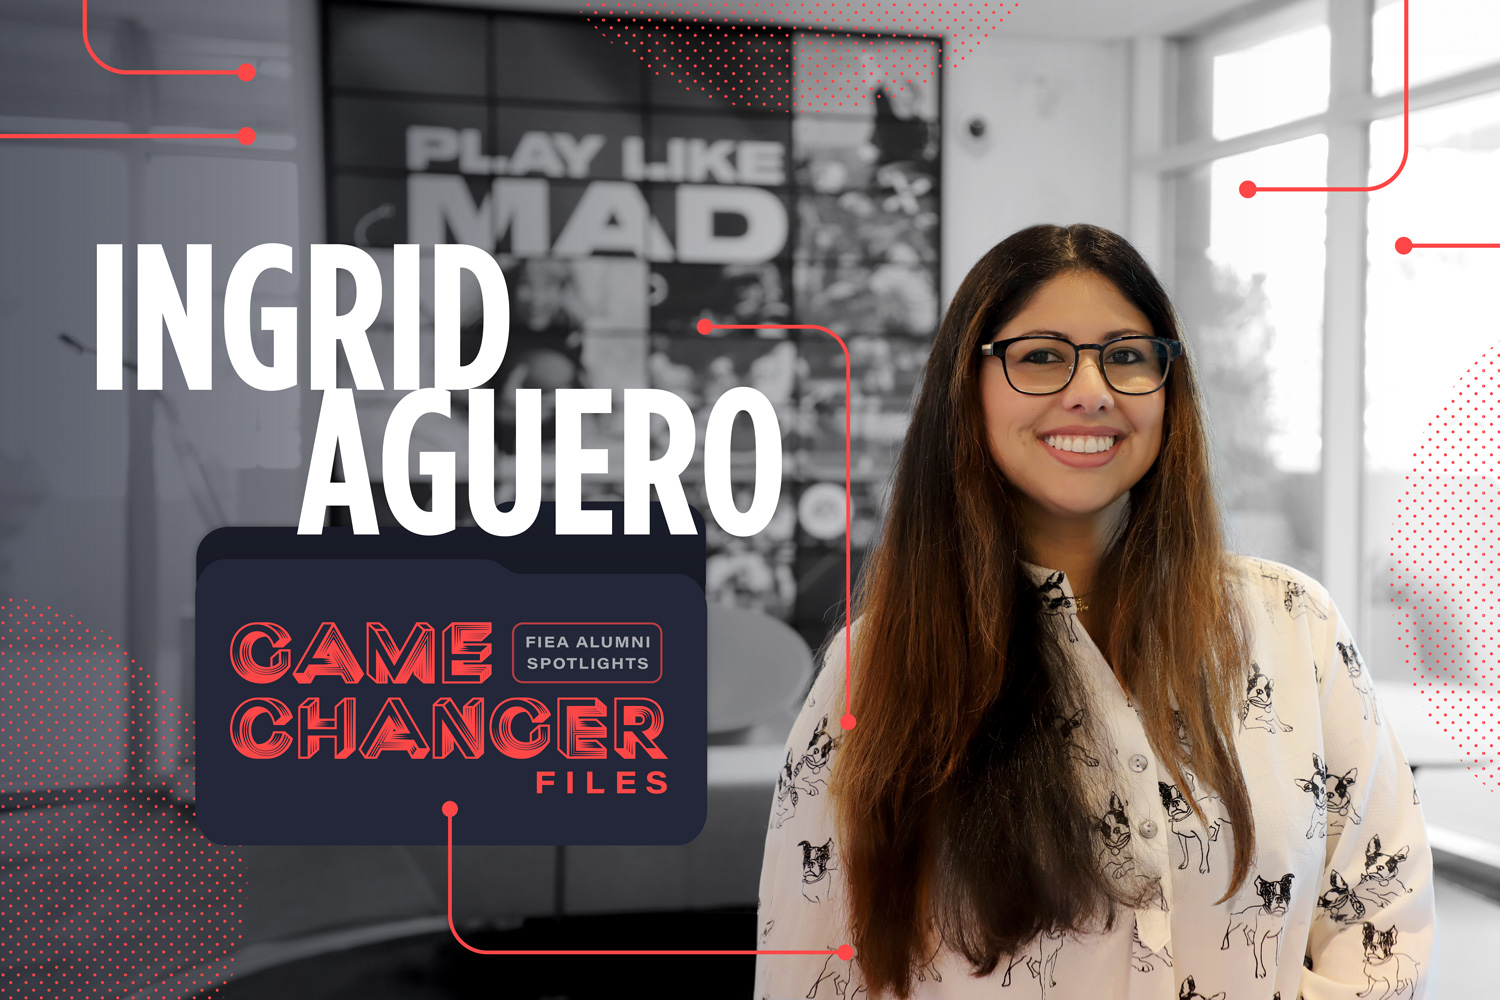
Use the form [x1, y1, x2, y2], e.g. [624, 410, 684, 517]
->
[754, 224, 1435, 1000]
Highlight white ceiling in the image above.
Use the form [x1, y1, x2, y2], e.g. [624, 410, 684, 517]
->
[1004, 0, 1264, 39]
[12, 0, 1267, 43]
[432, 0, 1265, 40]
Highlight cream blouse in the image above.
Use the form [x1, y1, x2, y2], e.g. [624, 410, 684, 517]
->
[753, 554, 1437, 1000]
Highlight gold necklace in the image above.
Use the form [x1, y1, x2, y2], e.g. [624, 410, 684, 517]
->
[1074, 592, 1092, 613]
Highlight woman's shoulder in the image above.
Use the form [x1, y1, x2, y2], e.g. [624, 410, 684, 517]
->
[801, 618, 862, 717]
[1229, 552, 1333, 600]
[1227, 552, 1340, 634]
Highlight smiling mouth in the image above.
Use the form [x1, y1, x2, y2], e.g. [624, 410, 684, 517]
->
[1042, 434, 1119, 454]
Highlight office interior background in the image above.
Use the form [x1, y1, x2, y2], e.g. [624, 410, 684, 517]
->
[1, 0, 1497, 995]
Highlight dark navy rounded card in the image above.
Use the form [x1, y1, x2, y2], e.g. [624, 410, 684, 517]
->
[194, 507, 706, 846]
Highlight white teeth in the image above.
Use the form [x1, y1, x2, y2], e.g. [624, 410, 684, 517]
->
[1045, 435, 1117, 454]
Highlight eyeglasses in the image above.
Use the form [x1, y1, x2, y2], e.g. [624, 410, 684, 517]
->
[979, 335, 1184, 395]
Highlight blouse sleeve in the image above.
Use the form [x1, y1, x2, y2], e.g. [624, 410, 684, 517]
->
[753, 638, 864, 1000]
[1298, 587, 1437, 1000]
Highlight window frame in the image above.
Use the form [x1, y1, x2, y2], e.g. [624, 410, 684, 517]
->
[1133, 0, 1500, 640]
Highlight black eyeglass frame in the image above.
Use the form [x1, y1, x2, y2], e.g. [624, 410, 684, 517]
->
[978, 334, 1186, 396]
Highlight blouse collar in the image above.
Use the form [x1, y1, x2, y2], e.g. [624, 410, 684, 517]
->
[1021, 559, 1076, 597]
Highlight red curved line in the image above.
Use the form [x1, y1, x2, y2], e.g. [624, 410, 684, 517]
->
[444, 812, 843, 956]
[1247, 0, 1407, 194]
[705, 322, 854, 723]
[0, 132, 241, 139]
[83, 0, 246, 76]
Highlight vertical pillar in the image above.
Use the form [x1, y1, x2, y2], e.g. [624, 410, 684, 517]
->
[1321, 0, 1373, 634]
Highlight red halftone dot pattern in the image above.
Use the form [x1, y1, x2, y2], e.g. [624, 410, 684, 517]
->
[1390, 359, 1500, 789]
[587, 14, 794, 108]
[790, 32, 941, 114]
[0, 598, 241, 996]
[581, 3, 1015, 110]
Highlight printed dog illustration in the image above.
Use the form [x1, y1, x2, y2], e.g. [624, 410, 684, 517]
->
[1130, 921, 1173, 972]
[1160, 778, 1223, 874]
[1053, 708, 1101, 767]
[911, 938, 945, 986]
[1178, 974, 1227, 1000]
[1284, 579, 1329, 621]
[1256, 564, 1288, 624]
[1326, 765, 1363, 835]
[1337, 640, 1381, 724]
[1240, 662, 1294, 733]
[1357, 835, 1412, 909]
[1096, 792, 1137, 881]
[1038, 571, 1081, 643]
[1316, 869, 1366, 925]
[808, 949, 867, 998]
[1355, 922, 1419, 999]
[797, 837, 836, 903]
[1295, 753, 1328, 839]
[773, 749, 800, 828]
[795, 715, 840, 796]
[1143, 873, 1170, 913]
[1220, 873, 1295, 979]
[1001, 929, 1066, 998]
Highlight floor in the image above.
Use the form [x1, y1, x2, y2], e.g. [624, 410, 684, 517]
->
[1429, 877, 1497, 997]
[199, 877, 1500, 999]
[205, 910, 760, 1000]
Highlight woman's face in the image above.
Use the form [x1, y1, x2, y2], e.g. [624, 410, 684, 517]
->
[978, 270, 1166, 522]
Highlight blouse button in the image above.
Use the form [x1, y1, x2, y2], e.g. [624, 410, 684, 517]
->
[1138, 819, 1158, 839]
[1129, 754, 1149, 773]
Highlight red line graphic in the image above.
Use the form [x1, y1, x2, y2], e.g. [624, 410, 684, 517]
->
[83, 0, 256, 79]
[0, 4, 256, 142]
[0, 128, 256, 143]
[698, 319, 858, 732]
[1394, 238, 1500, 253]
[1240, 0, 1407, 197]
[442, 801, 851, 958]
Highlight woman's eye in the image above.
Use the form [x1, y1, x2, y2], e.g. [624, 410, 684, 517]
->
[1106, 349, 1143, 364]
[1020, 350, 1066, 364]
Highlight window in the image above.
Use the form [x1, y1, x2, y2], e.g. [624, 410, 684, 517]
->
[1174, 0, 1330, 143]
[1166, 6, 1331, 581]
[1151, 0, 1500, 862]
[1372, 0, 1500, 96]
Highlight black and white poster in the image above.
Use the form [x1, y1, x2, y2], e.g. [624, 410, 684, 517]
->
[324, 3, 942, 646]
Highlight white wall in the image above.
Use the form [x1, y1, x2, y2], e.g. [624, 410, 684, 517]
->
[941, 36, 1131, 307]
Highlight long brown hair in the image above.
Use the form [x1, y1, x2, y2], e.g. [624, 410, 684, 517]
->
[827, 223, 1256, 997]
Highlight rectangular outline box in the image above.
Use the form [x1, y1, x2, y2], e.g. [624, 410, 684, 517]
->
[511, 621, 664, 684]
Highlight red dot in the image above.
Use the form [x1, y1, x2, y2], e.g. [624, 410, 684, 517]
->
[841, 713, 857, 730]
[1239, 180, 1257, 198]
[1396, 237, 1414, 255]
[838, 943, 855, 960]
[237, 126, 256, 145]
[237, 62, 256, 82]
[696, 317, 714, 335]
[442, 801, 458, 817]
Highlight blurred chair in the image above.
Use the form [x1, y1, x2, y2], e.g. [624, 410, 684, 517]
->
[705, 603, 815, 746]
[564, 604, 814, 915]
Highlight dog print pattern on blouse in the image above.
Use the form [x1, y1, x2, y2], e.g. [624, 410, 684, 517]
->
[1159, 774, 1227, 875]
[1240, 662, 1294, 733]
[754, 554, 1436, 1000]
[1219, 872, 1295, 979]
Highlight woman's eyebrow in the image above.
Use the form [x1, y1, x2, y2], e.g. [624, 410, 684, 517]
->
[1003, 327, 1153, 341]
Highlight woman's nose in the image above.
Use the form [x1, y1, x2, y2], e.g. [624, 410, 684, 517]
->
[1070, 353, 1113, 393]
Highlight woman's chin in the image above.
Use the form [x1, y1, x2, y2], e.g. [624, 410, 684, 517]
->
[1025, 489, 1129, 523]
